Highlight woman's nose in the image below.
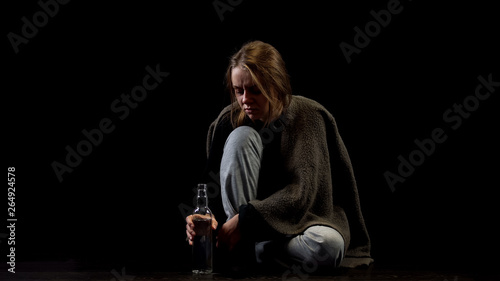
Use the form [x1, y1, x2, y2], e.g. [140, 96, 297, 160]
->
[242, 91, 252, 104]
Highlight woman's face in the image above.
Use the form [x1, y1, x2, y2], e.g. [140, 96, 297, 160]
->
[231, 66, 269, 122]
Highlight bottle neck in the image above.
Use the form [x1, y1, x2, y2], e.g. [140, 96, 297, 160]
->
[197, 193, 208, 208]
[196, 184, 209, 208]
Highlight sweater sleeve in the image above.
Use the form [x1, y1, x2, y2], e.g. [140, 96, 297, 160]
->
[248, 104, 339, 236]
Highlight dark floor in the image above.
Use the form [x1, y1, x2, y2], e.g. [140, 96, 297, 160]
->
[1, 262, 498, 281]
[0, 270, 495, 281]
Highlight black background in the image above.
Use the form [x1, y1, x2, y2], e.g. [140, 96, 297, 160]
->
[3, 0, 499, 274]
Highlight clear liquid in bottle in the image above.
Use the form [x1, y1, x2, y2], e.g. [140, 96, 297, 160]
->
[192, 216, 213, 274]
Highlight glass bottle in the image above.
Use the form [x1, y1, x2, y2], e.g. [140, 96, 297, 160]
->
[192, 184, 213, 274]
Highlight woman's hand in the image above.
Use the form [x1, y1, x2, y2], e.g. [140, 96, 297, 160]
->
[216, 214, 241, 251]
[186, 215, 218, 246]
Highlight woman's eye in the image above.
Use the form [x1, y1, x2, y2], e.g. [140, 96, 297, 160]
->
[233, 87, 243, 95]
[250, 86, 261, 95]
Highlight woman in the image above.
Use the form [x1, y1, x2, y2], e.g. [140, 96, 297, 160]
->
[186, 41, 372, 272]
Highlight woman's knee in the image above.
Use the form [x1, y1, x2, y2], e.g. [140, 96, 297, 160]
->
[301, 226, 345, 268]
[224, 126, 263, 156]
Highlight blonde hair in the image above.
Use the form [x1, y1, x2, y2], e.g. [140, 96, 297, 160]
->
[226, 41, 292, 128]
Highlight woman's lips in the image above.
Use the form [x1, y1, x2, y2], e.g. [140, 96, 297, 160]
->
[244, 108, 258, 113]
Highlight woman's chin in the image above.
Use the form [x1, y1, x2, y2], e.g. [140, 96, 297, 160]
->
[246, 114, 260, 121]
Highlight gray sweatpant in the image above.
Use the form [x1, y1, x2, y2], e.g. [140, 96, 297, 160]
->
[220, 126, 345, 268]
